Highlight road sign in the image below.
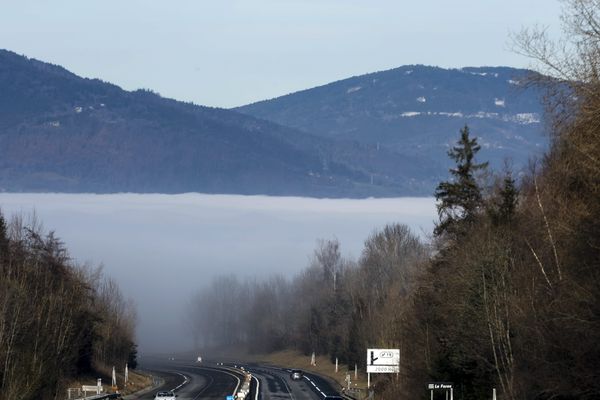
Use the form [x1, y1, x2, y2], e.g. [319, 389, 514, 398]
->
[226, 396, 234, 400]
[427, 382, 454, 400]
[82, 385, 101, 394]
[366, 348, 400, 373]
[427, 382, 453, 390]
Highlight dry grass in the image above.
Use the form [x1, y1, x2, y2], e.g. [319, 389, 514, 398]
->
[65, 365, 153, 397]
[119, 370, 153, 395]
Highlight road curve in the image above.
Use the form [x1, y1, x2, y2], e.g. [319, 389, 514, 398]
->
[134, 359, 244, 400]
[134, 358, 343, 400]
[232, 363, 344, 400]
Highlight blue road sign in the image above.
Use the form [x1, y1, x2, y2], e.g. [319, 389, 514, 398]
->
[226, 396, 235, 400]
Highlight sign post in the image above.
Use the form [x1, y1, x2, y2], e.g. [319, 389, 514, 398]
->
[366, 348, 400, 388]
[427, 382, 453, 400]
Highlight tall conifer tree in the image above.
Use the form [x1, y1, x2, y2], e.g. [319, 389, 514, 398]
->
[434, 125, 488, 236]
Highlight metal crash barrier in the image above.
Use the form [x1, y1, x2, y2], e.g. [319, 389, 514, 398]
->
[235, 372, 252, 399]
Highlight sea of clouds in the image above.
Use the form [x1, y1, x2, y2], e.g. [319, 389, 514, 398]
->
[0, 193, 436, 353]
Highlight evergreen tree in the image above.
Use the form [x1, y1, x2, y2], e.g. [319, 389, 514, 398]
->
[434, 125, 488, 236]
[0, 211, 9, 266]
[127, 342, 138, 369]
[491, 172, 519, 225]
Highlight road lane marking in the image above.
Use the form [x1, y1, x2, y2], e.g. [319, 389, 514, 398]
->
[252, 374, 260, 400]
[172, 372, 189, 391]
[218, 366, 243, 396]
[304, 376, 326, 397]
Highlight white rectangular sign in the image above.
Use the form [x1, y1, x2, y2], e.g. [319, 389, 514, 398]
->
[367, 365, 400, 373]
[366, 348, 400, 373]
[82, 385, 102, 394]
[428, 383, 453, 390]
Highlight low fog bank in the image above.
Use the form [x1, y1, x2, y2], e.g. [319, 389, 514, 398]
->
[0, 193, 436, 353]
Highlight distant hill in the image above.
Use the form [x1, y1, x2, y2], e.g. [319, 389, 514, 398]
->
[236, 65, 548, 174]
[0, 49, 440, 197]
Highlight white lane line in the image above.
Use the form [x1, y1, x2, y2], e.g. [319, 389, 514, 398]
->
[252, 375, 260, 400]
[221, 367, 242, 395]
[303, 376, 325, 397]
[172, 372, 189, 391]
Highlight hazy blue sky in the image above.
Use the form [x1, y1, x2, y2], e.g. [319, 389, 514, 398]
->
[1, 1, 562, 107]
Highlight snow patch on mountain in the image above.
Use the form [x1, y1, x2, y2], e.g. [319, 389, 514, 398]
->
[464, 70, 499, 78]
[400, 111, 421, 117]
[510, 113, 541, 124]
[394, 110, 540, 125]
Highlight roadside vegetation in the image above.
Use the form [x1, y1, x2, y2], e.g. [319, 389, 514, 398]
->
[0, 212, 137, 400]
[188, 2, 600, 399]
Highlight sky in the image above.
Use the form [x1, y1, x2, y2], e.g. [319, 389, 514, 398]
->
[0, 193, 437, 353]
[0, 0, 563, 108]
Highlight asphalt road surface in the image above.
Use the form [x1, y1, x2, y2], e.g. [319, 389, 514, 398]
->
[237, 364, 343, 400]
[136, 359, 243, 400]
[135, 359, 344, 400]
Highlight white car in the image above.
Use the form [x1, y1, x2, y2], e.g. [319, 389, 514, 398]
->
[290, 369, 303, 380]
[154, 391, 177, 400]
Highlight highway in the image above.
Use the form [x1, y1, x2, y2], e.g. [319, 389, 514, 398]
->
[134, 358, 344, 400]
[135, 359, 243, 400]
[239, 363, 343, 400]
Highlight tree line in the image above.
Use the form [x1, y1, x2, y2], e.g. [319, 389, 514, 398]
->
[188, 2, 600, 398]
[0, 213, 137, 400]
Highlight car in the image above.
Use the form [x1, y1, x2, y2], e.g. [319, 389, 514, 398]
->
[154, 391, 177, 400]
[290, 369, 303, 380]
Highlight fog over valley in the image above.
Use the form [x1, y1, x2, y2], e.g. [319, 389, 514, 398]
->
[0, 193, 436, 353]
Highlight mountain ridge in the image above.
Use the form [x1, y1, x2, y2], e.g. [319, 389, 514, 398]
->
[0, 49, 438, 197]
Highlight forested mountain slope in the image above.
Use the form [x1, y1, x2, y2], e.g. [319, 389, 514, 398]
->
[237, 65, 547, 173]
[0, 49, 437, 196]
